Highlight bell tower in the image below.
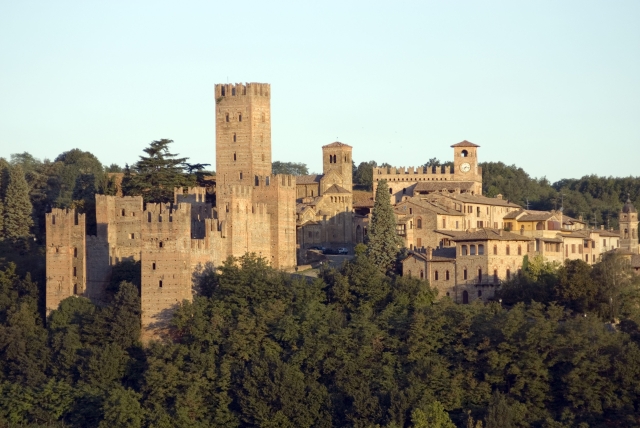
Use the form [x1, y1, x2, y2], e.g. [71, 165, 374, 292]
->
[619, 195, 639, 254]
[215, 83, 272, 186]
[451, 140, 482, 194]
[322, 142, 353, 192]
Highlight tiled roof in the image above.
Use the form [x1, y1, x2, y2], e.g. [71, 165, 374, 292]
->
[445, 194, 521, 208]
[433, 247, 456, 259]
[353, 190, 374, 207]
[414, 181, 476, 193]
[400, 198, 464, 216]
[324, 184, 351, 194]
[450, 140, 480, 148]
[450, 228, 533, 242]
[503, 209, 557, 221]
[296, 174, 323, 184]
[322, 141, 352, 149]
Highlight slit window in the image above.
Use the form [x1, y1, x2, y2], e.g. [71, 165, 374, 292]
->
[238, 113, 242, 122]
[159, 241, 163, 248]
[159, 280, 163, 288]
[233, 133, 236, 142]
[152, 263, 156, 270]
[73, 247, 78, 258]
[225, 113, 229, 122]
[73, 267, 77, 277]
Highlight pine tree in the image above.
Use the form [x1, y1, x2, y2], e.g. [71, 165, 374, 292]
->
[121, 139, 195, 203]
[0, 158, 10, 240]
[366, 179, 402, 272]
[3, 164, 34, 241]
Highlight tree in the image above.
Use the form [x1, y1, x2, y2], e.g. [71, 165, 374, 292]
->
[411, 401, 456, 428]
[0, 158, 9, 239]
[366, 179, 402, 272]
[272, 161, 309, 176]
[121, 139, 194, 203]
[3, 164, 34, 241]
[354, 161, 377, 190]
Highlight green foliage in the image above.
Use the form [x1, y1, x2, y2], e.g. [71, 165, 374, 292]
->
[107, 260, 141, 298]
[411, 401, 456, 428]
[354, 160, 377, 190]
[121, 139, 195, 203]
[272, 161, 309, 176]
[367, 179, 403, 272]
[2, 164, 34, 241]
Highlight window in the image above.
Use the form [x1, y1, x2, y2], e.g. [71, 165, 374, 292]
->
[494, 269, 498, 283]
[477, 207, 481, 216]
[442, 218, 447, 228]
[461, 150, 468, 157]
[73, 267, 77, 277]
[233, 133, 236, 142]
[463, 269, 468, 280]
[493, 245, 497, 255]
[233, 152, 236, 161]
[585, 255, 589, 262]
[506, 269, 511, 280]
[461, 245, 468, 255]
[239, 172, 243, 180]
[478, 269, 482, 282]
[159, 241, 163, 248]
[420, 270, 424, 279]
[129, 233, 134, 239]
[478, 244, 484, 255]
[409, 208, 413, 214]
[73, 247, 78, 258]
[389, 188, 393, 194]
[435, 271, 439, 281]
[417, 238, 422, 247]
[238, 113, 242, 122]
[152, 263, 156, 270]
[255, 176, 259, 186]
[225, 113, 229, 122]
[417, 218, 422, 229]
[506, 245, 510, 255]
[445, 270, 450, 280]
[518, 245, 522, 255]
[159, 280, 163, 288]
[463, 290, 469, 303]
[470, 245, 476, 255]
[456, 221, 459, 229]
[121, 209, 125, 216]
[571, 244, 576, 253]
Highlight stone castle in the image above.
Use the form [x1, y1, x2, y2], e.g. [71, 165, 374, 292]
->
[46, 83, 296, 340]
[46, 82, 640, 339]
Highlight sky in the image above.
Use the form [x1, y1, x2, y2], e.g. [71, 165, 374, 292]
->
[1, 0, 638, 182]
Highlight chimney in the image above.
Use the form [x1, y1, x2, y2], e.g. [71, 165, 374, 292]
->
[600, 225, 604, 230]
[426, 246, 432, 261]
[499, 229, 503, 236]
[496, 194, 503, 200]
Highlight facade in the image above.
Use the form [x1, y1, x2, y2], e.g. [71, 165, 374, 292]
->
[46, 82, 296, 341]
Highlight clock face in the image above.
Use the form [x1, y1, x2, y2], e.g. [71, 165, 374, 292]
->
[460, 162, 471, 173]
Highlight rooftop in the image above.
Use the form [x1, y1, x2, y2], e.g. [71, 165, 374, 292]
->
[450, 228, 534, 242]
[450, 140, 480, 148]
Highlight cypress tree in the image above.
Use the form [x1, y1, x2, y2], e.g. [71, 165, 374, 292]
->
[0, 158, 10, 240]
[366, 179, 402, 272]
[3, 164, 34, 241]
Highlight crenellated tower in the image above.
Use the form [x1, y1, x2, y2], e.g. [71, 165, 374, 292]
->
[620, 196, 639, 254]
[215, 83, 272, 186]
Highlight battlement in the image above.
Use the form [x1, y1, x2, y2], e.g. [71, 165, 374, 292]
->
[374, 166, 454, 176]
[174, 186, 207, 203]
[215, 83, 270, 98]
[46, 208, 85, 228]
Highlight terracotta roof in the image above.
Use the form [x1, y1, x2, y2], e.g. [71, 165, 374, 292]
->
[414, 181, 476, 193]
[399, 198, 464, 216]
[450, 140, 480, 148]
[540, 237, 564, 243]
[322, 141, 352, 149]
[353, 190, 374, 208]
[450, 228, 533, 242]
[598, 230, 620, 237]
[324, 184, 351, 194]
[296, 174, 323, 184]
[503, 209, 556, 221]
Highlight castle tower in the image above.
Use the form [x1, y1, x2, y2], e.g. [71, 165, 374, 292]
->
[451, 140, 482, 195]
[321, 141, 353, 193]
[215, 83, 272, 186]
[45, 209, 86, 314]
[619, 196, 638, 254]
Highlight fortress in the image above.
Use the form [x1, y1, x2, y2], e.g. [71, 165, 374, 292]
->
[46, 83, 296, 341]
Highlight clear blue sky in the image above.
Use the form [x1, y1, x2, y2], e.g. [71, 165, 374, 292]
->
[1, 1, 638, 181]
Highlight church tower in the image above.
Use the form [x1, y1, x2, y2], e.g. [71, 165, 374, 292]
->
[619, 196, 638, 254]
[215, 83, 272, 186]
[321, 142, 353, 193]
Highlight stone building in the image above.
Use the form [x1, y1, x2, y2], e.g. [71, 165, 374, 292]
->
[46, 82, 296, 341]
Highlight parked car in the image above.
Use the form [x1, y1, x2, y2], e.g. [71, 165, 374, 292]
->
[323, 248, 338, 255]
[309, 246, 325, 252]
[337, 247, 349, 254]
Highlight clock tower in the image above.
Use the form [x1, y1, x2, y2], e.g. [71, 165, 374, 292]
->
[452, 140, 482, 194]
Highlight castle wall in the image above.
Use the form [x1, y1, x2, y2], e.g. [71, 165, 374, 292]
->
[95, 195, 144, 263]
[140, 203, 193, 342]
[45, 209, 86, 314]
[85, 235, 110, 304]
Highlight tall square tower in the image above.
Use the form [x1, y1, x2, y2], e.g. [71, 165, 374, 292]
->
[215, 83, 272, 186]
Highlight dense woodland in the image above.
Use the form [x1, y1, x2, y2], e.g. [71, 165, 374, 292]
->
[0, 143, 639, 426]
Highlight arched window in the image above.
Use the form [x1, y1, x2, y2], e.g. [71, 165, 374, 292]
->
[417, 218, 422, 229]
[478, 244, 484, 255]
[389, 188, 393, 194]
[461, 150, 468, 157]
[434, 271, 439, 281]
[461, 245, 468, 255]
[470, 245, 476, 255]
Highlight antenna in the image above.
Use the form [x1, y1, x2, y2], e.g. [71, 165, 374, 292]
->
[525, 198, 530, 210]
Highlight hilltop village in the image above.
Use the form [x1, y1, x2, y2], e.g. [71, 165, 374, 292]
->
[45, 82, 640, 340]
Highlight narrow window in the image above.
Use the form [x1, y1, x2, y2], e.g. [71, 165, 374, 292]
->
[122, 209, 125, 216]
[445, 270, 450, 280]
[417, 218, 422, 229]
[73, 247, 78, 258]
[518, 245, 522, 255]
[420, 270, 424, 279]
[148, 212, 152, 222]
[493, 245, 497, 255]
[506, 269, 511, 280]
[238, 113, 242, 122]
[478, 269, 482, 282]
[435, 271, 439, 281]
[493, 269, 498, 283]
[478, 290, 482, 297]
[233, 133, 236, 142]
[231, 87, 236, 96]
[470, 245, 476, 255]
[462, 245, 468, 256]
[463, 269, 468, 280]
[159, 241, 163, 248]
[225, 113, 229, 122]
[73, 267, 77, 277]
[159, 280, 163, 288]
[221, 86, 226, 96]
[506, 245, 510, 255]
[152, 262, 156, 270]
[239, 172, 243, 180]
[233, 152, 236, 161]
[255, 176, 259, 186]
[129, 233, 134, 239]
[389, 188, 393, 194]
[442, 218, 446, 228]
